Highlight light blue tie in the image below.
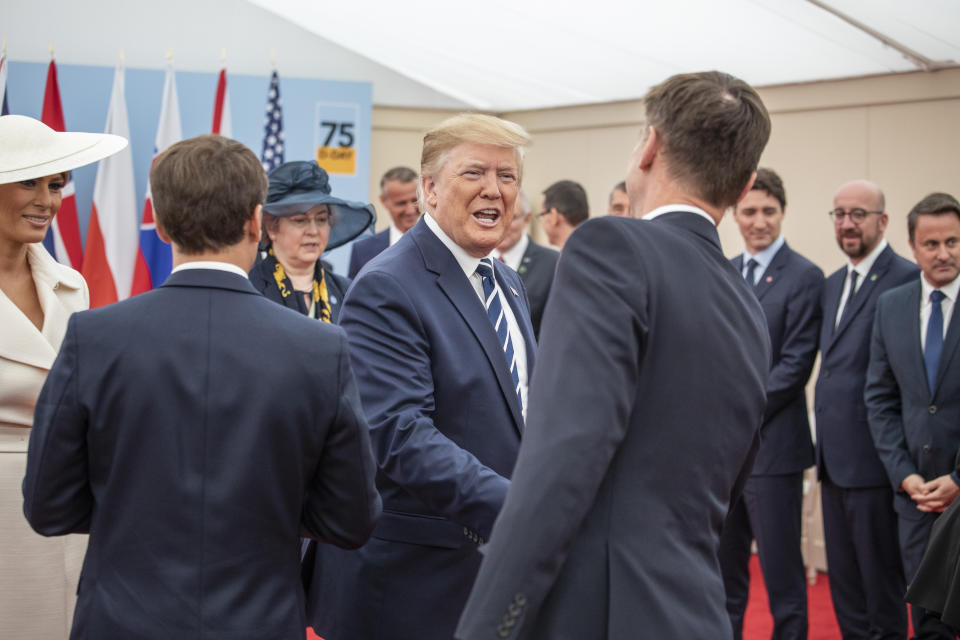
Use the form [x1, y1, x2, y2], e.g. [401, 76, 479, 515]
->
[925, 290, 945, 395]
[476, 259, 522, 411]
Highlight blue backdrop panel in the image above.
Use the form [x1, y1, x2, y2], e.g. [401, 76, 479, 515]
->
[4, 60, 372, 275]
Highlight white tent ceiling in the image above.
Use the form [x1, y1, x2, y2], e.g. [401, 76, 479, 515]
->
[4, 0, 959, 111]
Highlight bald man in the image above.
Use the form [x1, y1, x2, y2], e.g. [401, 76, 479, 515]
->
[813, 179, 918, 639]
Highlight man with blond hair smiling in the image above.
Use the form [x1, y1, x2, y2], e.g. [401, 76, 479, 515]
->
[309, 113, 536, 640]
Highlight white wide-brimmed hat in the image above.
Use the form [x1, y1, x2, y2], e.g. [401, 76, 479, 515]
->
[0, 114, 128, 185]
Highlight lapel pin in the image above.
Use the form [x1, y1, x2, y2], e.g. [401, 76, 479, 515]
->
[871, 274, 877, 281]
[510, 287, 519, 297]
[765, 276, 773, 283]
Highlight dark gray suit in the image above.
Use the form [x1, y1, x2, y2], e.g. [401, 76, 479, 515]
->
[866, 277, 960, 639]
[514, 237, 559, 339]
[721, 242, 823, 640]
[456, 212, 770, 640]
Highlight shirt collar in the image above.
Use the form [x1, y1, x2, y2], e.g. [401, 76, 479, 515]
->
[494, 233, 529, 270]
[423, 212, 486, 279]
[642, 204, 716, 227]
[921, 271, 960, 305]
[171, 261, 249, 279]
[389, 222, 405, 246]
[848, 238, 888, 279]
[743, 234, 785, 270]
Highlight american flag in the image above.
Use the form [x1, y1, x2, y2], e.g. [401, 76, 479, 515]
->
[261, 70, 284, 172]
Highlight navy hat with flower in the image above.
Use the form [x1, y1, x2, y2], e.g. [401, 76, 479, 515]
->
[263, 160, 375, 251]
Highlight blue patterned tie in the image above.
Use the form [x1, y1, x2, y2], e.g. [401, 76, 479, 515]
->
[744, 258, 759, 287]
[925, 290, 945, 395]
[476, 259, 523, 411]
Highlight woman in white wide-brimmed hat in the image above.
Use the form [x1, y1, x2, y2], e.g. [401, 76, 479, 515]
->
[0, 114, 126, 637]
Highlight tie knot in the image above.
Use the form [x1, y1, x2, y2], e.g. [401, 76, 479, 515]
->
[931, 290, 946, 304]
[476, 259, 495, 279]
[747, 258, 759, 268]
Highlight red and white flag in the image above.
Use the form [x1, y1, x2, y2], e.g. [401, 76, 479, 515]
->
[40, 60, 85, 270]
[211, 68, 231, 137]
[131, 64, 182, 295]
[81, 64, 138, 308]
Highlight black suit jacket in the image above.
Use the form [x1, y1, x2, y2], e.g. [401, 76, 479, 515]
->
[456, 213, 770, 640]
[732, 242, 824, 475]
[814, 244, 918, 487]
[23, 268, 381, 640]
[249, 257, 351, 323]
[866, 278, 960, 514]
[515, 237, 559, 339]
[347, 229, 389, 278]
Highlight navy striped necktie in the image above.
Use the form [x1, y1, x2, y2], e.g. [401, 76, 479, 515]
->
[475, 259, 523, 411]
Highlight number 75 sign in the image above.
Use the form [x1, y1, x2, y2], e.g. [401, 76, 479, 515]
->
[314, 102, 360, 175]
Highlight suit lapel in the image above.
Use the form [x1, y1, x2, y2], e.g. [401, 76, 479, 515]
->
[753, 244, 790, 301]
[0, 287, 58, 370]
[934, 290, 960, 397]
[899, 282, 929, 396]
[831, 245, 894, 345]
[413, 223, 525, 433]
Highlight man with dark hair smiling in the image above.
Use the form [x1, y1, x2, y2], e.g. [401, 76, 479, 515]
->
[457, 70, 772, 640]
[866, 192, 960, 640]
[720, 167, 824, 640]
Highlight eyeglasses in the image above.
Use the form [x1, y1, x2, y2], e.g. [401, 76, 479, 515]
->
[828, 208, 882, 224]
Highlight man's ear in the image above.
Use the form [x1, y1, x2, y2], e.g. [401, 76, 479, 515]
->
[734, 172, 758, 207]
[638, 125, 660, 171]
[421, 175, 439, 210]
[155, 216, 172, 244]
[249, 205, 263, 244]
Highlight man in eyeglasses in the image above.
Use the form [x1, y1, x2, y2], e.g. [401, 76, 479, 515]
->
[814, 179, 918, 639]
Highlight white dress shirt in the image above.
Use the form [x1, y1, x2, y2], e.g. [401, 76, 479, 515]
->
[389, 223, 405, 247]
[171, 261, 249, 279]
[493, 234, 529, 272]
[835, 239, 888, 328]
[920, 273, 960, 349]
[741, 235, 786, 285]
[424, 213, 528, 416]
[642, 204, 716, 226]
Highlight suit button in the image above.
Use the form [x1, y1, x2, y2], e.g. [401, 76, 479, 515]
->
[514, 593, 527, 606]
[929, 405, 937, 414]
[823, 370, 830, 378]
[816, 406, 823, 414]
[923, 444, 932, 453]
[497, 624, 510, 638]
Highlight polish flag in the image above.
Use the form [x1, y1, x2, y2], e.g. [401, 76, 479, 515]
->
[131, 65, 181, 295]
[40, 60, 85, 270]
[211, 68, 231, 137]
[81, 64, 137, 308]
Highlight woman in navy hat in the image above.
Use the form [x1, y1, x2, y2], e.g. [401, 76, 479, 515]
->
[250, 161, 374, 323]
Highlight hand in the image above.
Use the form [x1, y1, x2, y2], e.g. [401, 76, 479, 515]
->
[914, 474, 960, 513]
[901, 473, 926, 500]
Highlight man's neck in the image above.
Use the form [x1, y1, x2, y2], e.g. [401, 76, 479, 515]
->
[636, 181, 724, 225]
[172, 245, 256, 273]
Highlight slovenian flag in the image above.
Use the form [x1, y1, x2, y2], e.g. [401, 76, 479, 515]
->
[131, 64, 181, 295]
[40, 60, 85, 270]
[81, 63, 138, 308]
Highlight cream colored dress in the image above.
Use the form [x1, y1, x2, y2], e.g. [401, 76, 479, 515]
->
[0, 243, 89, 637]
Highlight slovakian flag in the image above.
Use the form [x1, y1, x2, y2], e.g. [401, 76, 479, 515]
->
[0, 54, 9, 115]
[81, 64, 138, 308]
[130, 65, 181, 295]
[260, 70, 284, 172]
[211, 67, 231, 137]
[40, 60, 85, 270]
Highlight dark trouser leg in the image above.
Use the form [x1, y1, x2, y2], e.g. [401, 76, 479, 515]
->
[719, 491, 754, 640]
[748, 473, 808, 640]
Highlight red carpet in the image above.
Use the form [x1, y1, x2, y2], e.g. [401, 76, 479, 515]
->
[743, 554, 842, 639]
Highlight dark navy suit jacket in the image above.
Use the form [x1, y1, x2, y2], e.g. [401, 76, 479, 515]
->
[866, 278, 960, 515]
[22, 268, 381, 640]
[814, 244, 918, 487]
[347, 228, 389, 278]
[732, 242, 824, 475]
[515, 237, 559, 339]
[457, 213, 770, 640]
[310, 217, 536, 640]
